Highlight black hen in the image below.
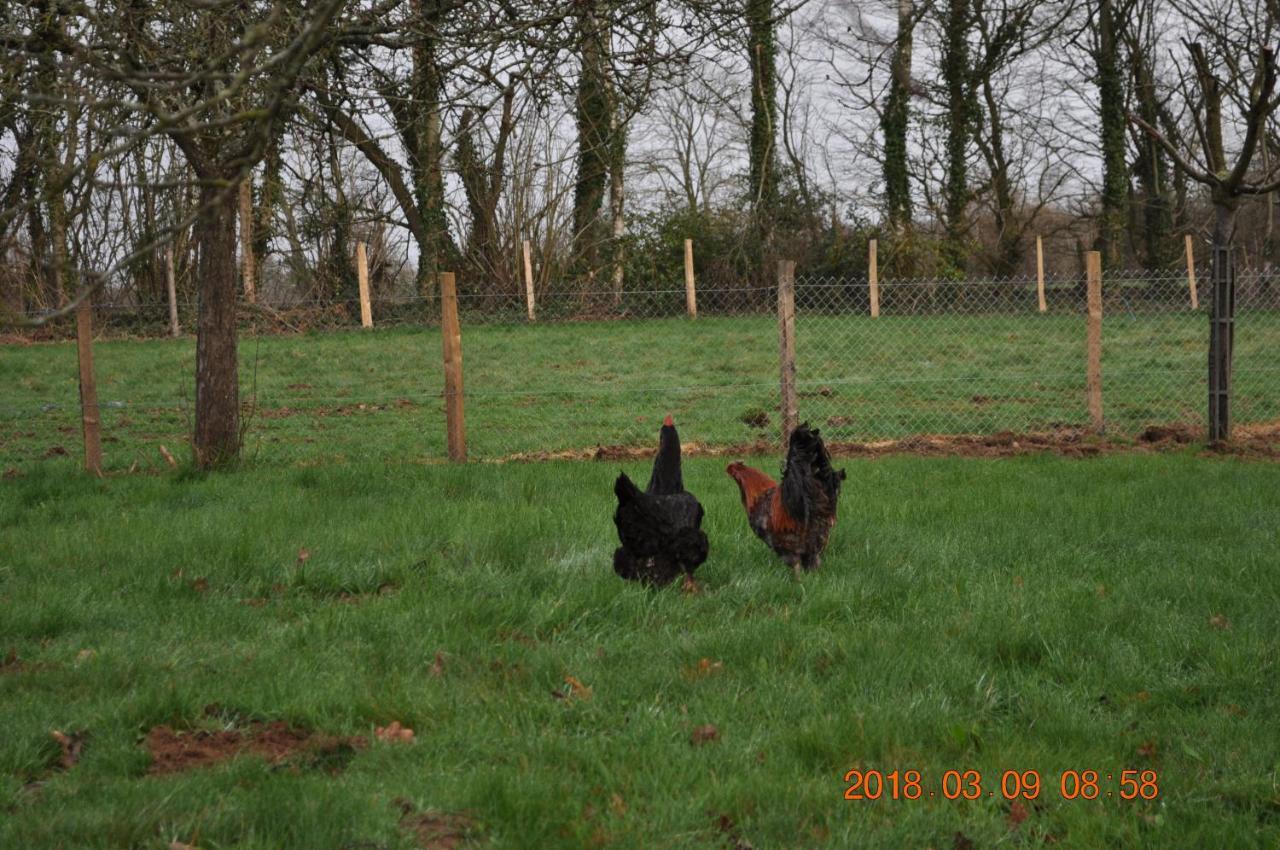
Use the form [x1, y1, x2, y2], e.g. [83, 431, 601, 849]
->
[612, 415, 709, 586]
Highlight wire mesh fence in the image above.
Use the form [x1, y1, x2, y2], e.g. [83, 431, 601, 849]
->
[4, 264, 1279, 469]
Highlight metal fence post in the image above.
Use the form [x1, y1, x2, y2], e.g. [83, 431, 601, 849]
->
[1208, 246, 1234, 441]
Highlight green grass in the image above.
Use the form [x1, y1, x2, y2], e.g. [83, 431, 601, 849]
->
[4, 310, 1279, 470]
[2, 453, 1278, 848]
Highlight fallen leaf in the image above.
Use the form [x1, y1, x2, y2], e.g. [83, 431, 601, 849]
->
[169, 842, 199, 850]
[685, 658, 724, 679]
[564, 675, 593, 701]
[1138, 740, 1158, 758]
[191, 577, 209, 593]
[1007, 800, 1030, 828]
[159, 445, 177, 468]
[75, 648, 96, 664]
[296, 548, 311, 567]
[429, 651, 446, 677]
[681, 575, 702, 594]
[1209, 613, 1231, 630]
[375, 721, 415, 743]
[2, 468, 22, 479]
[690, 724, 719, 746]
[609, 792, 627, 816]
[50, 729, 84, 769]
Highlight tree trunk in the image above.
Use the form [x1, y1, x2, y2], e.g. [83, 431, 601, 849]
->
[1207, 200, 1237, 441]
[608, 114, 626, 303]
[193, 184, 241, 468]
[940, 0, 975, 276]
[747, 0, 777, 281]
[411, 0, 451, 298]
[1095, 0, 1128, 268]
[573, 1, 613, 283]
[882, 0, 913, 235]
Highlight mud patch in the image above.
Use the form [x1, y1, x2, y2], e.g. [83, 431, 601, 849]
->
[145, 721, 367, 775]
[397, 800, 480, 849]
[1, 648, 26, 674]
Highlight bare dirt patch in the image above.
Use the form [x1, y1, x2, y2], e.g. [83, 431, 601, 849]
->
[493, 422, 1280, 464]
[397, 800, 479, 849]
[145, 721, 367, 775]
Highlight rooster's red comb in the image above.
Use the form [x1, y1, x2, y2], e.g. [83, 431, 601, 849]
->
[663, 414, 674, 427]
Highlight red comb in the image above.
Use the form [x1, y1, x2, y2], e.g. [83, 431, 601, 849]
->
[663, 414, 674, 426]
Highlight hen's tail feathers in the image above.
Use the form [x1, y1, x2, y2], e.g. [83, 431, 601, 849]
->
[781, 423, 845, 519]
[647, 423, 684, 495]
[614, 472, 642, 505]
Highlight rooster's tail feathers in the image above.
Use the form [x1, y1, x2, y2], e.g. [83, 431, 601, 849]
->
[782, 424, 844, 517]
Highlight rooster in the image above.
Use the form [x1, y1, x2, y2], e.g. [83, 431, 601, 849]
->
[726, 423, 845, 576]
[612, 415, 709, 587]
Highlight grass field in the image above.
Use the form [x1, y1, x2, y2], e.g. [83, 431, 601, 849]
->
[4, 309, 1279, 471]
[2, 452, 1278, 848]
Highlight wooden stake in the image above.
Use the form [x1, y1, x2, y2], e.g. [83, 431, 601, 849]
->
[239, 179, 256, 304]
[75, 290, 103, 475]
[1185, 234, 1199, 309]
[868, 238, 881, 318]
[522, 239, 536, 321]
[1086, 251, 1104, 434]
[439, 271, 466, 462]
[777, 259, 799, 444]
[684, 238, 697, 318]
[165, 245, 180, 337]
[1036, 235, 1047, 313]
[356, 241, 373, 328]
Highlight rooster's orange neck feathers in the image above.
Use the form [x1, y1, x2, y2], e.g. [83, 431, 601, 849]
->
[728, 463, 776, 511]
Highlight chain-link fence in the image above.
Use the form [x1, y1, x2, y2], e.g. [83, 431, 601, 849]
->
[4, 265, 1278, 467]
[789, 268, 1280, 443]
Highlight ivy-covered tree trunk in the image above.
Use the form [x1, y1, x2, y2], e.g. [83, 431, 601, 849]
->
[573, 1, 614, 284]
[1095, 0, 1128, 268]
[411, 0, 452, 297]
[940, 0, 975, 277]
[882, 0, 913, 235]
[747, 0, 777, 280]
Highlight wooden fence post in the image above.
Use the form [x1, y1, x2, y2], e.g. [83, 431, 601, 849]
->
[1036, 235, 1047, 313]
[165, 246, 180, 337]
[777, 259, 799, 445]
[239, 180, 256, 304]
[439, 271, 467, 462]
[1185, 234, 1199, 309]
[868, 238, 881, 318]
[75, 290, 103, 475]
[522, 240, 536, 321]
[1086, 251, 1104, 434]
[356, 241, 373, 328]
[684, 238, 698, 318]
